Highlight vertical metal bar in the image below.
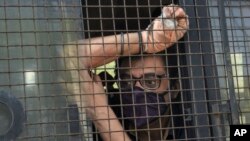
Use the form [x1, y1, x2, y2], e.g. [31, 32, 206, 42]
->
[218, 0, 240, 124]
[194, 0, 226, 140]
[179, 0, 215, 139]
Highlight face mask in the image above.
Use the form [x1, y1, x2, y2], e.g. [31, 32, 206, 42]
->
[121, 86, 169, 128]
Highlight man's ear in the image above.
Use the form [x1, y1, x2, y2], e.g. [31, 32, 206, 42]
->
[171, 81, 180, 99]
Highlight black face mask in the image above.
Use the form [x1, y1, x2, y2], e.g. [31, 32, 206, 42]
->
[121, 86, 169, 128]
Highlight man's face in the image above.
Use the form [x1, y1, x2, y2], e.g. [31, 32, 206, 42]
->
[119, 56, 170, 101]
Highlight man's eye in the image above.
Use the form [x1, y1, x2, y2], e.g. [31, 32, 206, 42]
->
[120, 80, 133, 88]
[144, 80, 157, 87]
[127, 81, 133, 86]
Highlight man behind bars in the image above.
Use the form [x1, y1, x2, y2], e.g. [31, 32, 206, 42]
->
[65, 4, 189, 141]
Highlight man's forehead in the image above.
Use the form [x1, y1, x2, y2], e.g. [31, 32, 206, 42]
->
[119, 56, 167, 75]
[120, 55, 166, 67]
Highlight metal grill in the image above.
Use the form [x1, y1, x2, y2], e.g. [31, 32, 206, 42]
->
[0, 0, 250, 141]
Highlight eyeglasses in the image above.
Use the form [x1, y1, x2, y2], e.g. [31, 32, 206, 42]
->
[118, 73, 168, 90]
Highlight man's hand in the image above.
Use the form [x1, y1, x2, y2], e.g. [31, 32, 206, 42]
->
[143, 4, 189, 53]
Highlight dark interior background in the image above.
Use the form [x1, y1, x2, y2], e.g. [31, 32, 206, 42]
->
[82, 0, 176, 38]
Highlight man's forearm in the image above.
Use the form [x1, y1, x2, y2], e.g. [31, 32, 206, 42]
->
[79, 32, 141, 68]
[63, 5, 188, 69]
[87, 107, 131, 141]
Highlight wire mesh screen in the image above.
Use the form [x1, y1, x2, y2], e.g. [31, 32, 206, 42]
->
[0, 0, 250, 141]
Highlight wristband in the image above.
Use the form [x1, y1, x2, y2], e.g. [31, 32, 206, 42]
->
[138, 31, 144, 53]
[120, 32, 124, 55]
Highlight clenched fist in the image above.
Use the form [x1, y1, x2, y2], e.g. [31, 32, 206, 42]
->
[142, 4, 189, 53]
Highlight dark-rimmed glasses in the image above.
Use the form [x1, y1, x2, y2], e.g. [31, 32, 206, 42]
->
[118, 73, 168, 90]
